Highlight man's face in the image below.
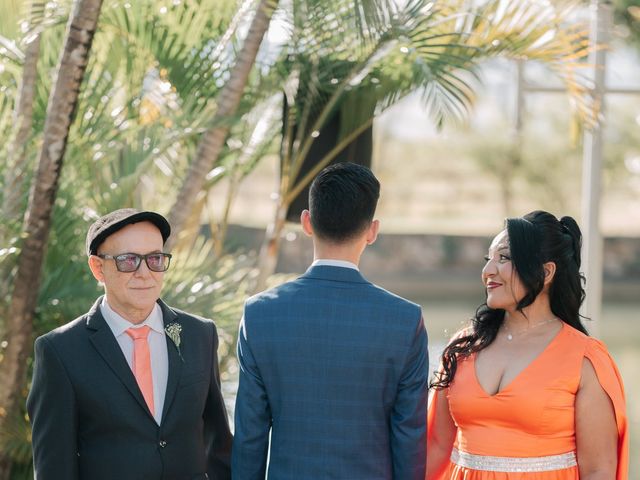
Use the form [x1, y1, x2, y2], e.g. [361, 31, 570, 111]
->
[89, 221, 165, 322]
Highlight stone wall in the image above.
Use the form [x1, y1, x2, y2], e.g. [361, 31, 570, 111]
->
[227, 225, 640, 301]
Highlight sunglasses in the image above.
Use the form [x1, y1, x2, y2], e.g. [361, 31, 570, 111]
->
[97, 252, 172, 273]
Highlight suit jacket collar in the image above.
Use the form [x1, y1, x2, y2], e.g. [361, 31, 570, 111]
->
[300, 264, 370, 284]
[85, 296, 179, 330]
[86, 297, 153, 419]
[157, 299, 182, 423]
[99, 298, 164, 338]
[85, 296, 183, 424]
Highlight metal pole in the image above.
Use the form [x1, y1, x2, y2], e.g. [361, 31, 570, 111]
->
[514, 60, 525, 133]
[581, 0, 611, 335]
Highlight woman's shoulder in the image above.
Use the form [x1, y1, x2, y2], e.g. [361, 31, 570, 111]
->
[562, 322, 625, 401]
[577, 332, 622, 381]
[560, 322, 613, 357]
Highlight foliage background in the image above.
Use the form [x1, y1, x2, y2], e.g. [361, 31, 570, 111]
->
[1, 0, 639, 478]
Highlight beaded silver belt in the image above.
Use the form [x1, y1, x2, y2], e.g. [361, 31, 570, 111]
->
[451, 448, 577, 472]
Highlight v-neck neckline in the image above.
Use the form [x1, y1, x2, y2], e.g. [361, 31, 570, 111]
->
[472, 322, 567, 397]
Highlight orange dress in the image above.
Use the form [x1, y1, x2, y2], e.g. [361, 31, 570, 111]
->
[427, 323, 628, 479]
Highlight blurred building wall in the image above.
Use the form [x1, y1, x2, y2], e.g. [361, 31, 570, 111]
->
[226, 224, 640, 302]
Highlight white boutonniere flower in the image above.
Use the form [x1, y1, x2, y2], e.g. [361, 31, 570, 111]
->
[165, 322, 184, 361]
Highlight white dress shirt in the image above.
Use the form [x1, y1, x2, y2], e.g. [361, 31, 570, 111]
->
[100, 298, 168, 425]
[311, 259, 359, 270]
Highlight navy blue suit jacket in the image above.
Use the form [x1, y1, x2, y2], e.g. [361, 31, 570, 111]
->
[232, 265, 428, 479]
[27, 297, 232, 480]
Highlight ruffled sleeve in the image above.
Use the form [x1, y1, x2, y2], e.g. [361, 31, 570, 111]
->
[584, 338, 628, 480]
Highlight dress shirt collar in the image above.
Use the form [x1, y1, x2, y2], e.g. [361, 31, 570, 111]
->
[100, 297, 164, 337]
[311, 259, 359, 271]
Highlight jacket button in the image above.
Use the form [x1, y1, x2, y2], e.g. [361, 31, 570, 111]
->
[159, 440, 167, 448]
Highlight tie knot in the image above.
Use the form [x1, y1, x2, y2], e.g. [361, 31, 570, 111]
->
[126, 325, 151, 340]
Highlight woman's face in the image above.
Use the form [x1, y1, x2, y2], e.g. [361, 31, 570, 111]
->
[482, 230, 526, 311]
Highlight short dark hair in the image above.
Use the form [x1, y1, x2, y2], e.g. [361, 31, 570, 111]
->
[308, 162, 380, 242]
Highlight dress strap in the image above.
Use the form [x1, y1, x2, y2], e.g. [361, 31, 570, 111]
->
[450, 448, 577, 472]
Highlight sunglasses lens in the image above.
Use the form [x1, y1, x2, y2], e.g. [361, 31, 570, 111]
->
[115, 254, 141, 272]
[146, 254, 168, 272]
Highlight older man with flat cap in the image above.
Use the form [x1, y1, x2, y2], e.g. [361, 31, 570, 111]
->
[27, 208, 232, 480]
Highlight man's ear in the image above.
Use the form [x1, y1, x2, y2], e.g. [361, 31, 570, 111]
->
[365, 219, 380, 246]
[543, 261, 556, 286]
[88, 255, 106, 283]
[300, 209, 313, 237]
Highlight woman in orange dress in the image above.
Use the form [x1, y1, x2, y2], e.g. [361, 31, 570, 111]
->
[426, 210, 628, 479]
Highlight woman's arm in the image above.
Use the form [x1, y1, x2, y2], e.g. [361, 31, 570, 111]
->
[576, 357, 618, 479]
[426, 388, 457, 480]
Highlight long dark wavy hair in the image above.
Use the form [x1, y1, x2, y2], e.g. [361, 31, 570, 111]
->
[430, 210, 589, 390]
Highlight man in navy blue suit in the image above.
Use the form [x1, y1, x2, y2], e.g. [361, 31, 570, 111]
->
[232, 163, 429, 479]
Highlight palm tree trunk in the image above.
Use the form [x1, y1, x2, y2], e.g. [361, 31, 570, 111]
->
[214, 173, 240, 256]
[166, 0, 276, 250]
[2, 26, 41, 222]
[0, 1, 103, 476]
[0, 8, 42, 414]
[252, 117, 375, 293]
[252, 200, 288, 293]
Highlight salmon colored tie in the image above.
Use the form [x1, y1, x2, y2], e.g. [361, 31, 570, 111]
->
[125, 326, 155, 416]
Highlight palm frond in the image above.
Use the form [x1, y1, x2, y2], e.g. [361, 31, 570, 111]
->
[0, 90, 16, 163]
[0, 402, 32, 472]
[456, 0, 594, 123]
[21, 0, 70, 43]
[37, 201, 102, 335]
[162, 235, 256, 363]
[0, 34, 24, 62]
[0, 0, 27, 40]
[99, 0, 237, 112]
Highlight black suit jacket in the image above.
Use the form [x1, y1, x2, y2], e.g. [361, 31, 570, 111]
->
[27, 297, 232, 480]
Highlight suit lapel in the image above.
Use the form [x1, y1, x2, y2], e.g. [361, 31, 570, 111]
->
[158, 300, 182, 423]
[85, 298, 153, 419]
